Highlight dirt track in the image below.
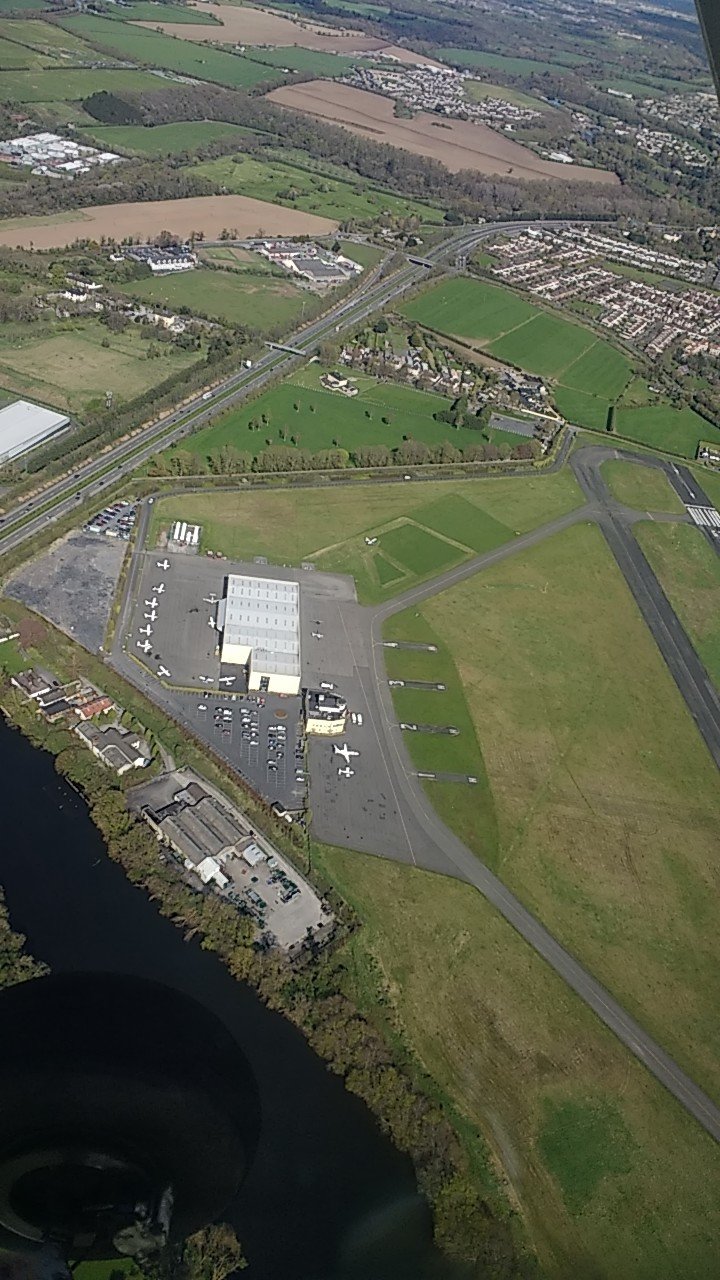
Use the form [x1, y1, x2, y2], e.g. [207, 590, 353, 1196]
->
[0, 194, 338, 249]
[267, 81, 620, 184]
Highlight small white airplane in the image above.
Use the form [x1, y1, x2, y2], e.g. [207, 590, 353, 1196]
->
[158, 665, 171, 678]
[337, 766, 355, 779]
[136, 639, 152, 654]
[364, 536, 378, 546]
[207, 616, 216, 628]
[203, 594, 218, 605]
[334, 743, 359, 764]
[152, 583, 166, 594]
[144, 610, 157, 622]
[145, 597, 159, 609]
[199, 674, 214, 684]
[219, 676, 236, 686]
[157, 560, 170, 571]
[139, 624, 153, 637]
[311, 631, 324, 640]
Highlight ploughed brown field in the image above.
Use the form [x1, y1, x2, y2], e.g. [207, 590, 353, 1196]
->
[135, 1, 386, 51]
[0, 194, 338, 249]
[266, 81, 620, 184]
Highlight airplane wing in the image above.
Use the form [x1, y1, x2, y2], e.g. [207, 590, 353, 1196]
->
[696, 0, 720, 99]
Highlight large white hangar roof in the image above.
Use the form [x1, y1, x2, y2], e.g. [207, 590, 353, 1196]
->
[0, 399, 70, 462]
[220, 574, 301, 679]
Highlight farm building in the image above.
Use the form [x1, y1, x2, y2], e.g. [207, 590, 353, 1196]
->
[217, 574, 301, 696]
[0, 400, 70, 462]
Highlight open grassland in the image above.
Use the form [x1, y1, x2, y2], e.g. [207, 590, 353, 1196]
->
[131, 1, 387, 51]
[123, 266, 307, 332]
[314, 843, 720, 1280]
[241, 44, 368, 76]
[403, 278, 718, 456]
[615, 404, 714, 458]
[191, 154, 442, 224]
[58, 14, 287, 88]
[465, 78, 557, 111]
[0, 67, 153, 102]
[109, 0, 219, 20]
[0, 36, 53, 68]
[149, 469, 582, 603]
[0, 319, 203, 414]
[266, 81, 618, 183]
[635, 522, 720, 690]
[1, 18, 112, 60]
[384, 608, 497, 853]
[0, 194, 337, 249]
[77, 120, 254, 155]
[414, 522, 720, 1100]
[404, 276, 631, 398]
[436, 46, 589, 76]
[602, 459, 685, 512]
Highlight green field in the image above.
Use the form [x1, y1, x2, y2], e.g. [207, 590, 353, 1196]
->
[315, 841, 720, 1280]
[124, 266, 307, 332]
[149, 469, 583, 604]
[465, 78, 555, 110]
[602, 459, 685, 512]
[615, 404, 713, 457]
[178, 363, 529, 482]
[106, 0, 220, 20]
[0, 66, 155, 101]
[244, 45, 366, 76]
[192, 155, 442, 224]
[1, 18, 110, 60]
[411, 521, 720, 1101]
[0, 35, 53, 67]
[0, 319, 203, 414]
[636, 522, 720, 689]
[436, 46, 587, 76]
[402, 278, 720, 455]
[77, 120, 254, 156]
[58, 15, 286, 88]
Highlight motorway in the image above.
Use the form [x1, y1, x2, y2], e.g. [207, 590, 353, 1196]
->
[3, 219, 720, 1142]
[0, 218, 556, 561]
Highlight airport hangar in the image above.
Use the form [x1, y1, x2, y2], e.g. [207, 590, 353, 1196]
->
[216, 573, 302, 696]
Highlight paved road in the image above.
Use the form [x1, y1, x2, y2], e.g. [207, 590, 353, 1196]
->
[571, 446, 720, 769]
[110, 442, 720, 1142]
[349, 444, 720, 1141]
[0, 218, 574, 562]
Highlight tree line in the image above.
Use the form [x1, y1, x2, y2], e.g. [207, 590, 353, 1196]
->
[1, 678, 538, 1277]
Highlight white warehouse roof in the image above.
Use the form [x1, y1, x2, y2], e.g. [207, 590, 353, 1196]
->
[220, 574, 300, 679]
[0, 400, 70, 462]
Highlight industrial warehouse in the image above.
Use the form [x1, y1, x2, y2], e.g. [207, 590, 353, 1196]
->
[0, 399, 70, 463]
[217, 574, 302, 696]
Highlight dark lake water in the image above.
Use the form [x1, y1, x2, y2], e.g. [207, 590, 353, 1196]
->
[0, 716, 457, 1280]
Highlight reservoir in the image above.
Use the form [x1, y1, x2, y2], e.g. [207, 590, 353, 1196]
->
[0, 716, 456, 1279]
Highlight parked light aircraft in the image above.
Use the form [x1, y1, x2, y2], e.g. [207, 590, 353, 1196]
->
[152, 583, 166, 594]
[337, 766, 355, 779]
[145, 597, 159, 609]
[144, 610, 157, 622]
[219, 676, 236, 686]
[139, 625, 153, 637]
[311, 631, 324, 640]
[333, 743, 359, 764]
[199, 675, 214, 684]
[157, 560, 170, 571]
[203, 594, 218, 605]
[158, 666, 171, 678]
[136, 639, 152, 654]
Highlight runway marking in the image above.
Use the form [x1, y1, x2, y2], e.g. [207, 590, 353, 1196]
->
[687, 505, 720, 528]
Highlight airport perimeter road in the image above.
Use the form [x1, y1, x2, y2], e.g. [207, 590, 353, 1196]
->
[0, 218, 560, 563]
[571, 446, 720, 769]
